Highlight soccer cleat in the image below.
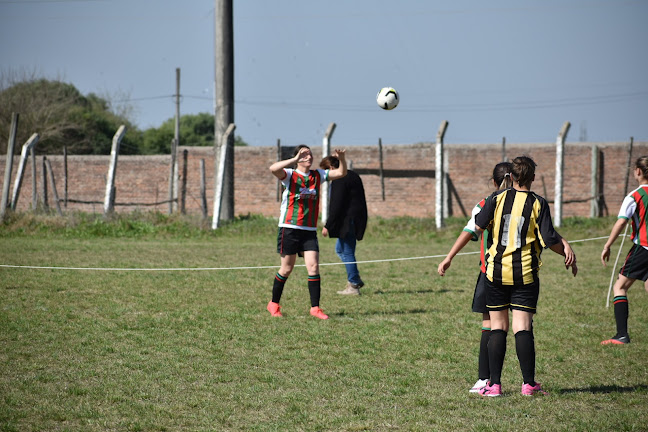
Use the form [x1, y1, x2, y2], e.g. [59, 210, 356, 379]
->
[521, 382, 548, 396]
[267, 301, 282, 317]
[337, 282, 361, 295]
[470, 379, 489, 393]
[601, 335, 630, 345]
[310, 306, 329, 320]
[479, 382, 502, 397]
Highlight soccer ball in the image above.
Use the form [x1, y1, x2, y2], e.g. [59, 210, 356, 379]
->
[376, 87, 399, 110]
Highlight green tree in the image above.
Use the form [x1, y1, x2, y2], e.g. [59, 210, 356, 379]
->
[0, 75, 141, 155]
[141, 112, 247, 154]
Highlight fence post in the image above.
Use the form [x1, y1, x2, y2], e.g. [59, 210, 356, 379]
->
[501, 136, 506, 162]
[30, 145, 37, 211]
[45, 158, 63, 216]
[11, 133, 39, 210]
[378, 138, 385, 201]
[590, 145, 600, 218]
[199, 159, 208, 220]
[554, 121, 570, 227]
[168, 138, 177, 214]
[1, 113, 19, 220]
[103, 125, 127, 216]
[41, 156, 49, 211]
[63, 145, 68, 208]
[435, 120, 449, 229]
[623, 137, 634, 195]
[180, 149, 188, 214]
[321, 122, 336, 225]
[212, 123, 236, 229]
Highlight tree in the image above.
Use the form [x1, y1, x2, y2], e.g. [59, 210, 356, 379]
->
[140, 112, 247, 154]
[0, 73, 141, 155]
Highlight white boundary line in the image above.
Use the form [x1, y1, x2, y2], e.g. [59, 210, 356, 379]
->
[0, 235, 615, 272]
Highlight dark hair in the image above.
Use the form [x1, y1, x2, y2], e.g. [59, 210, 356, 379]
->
[511, 156, 537, 188]
[320, 155, 339, 170]
[635, 156, 648, 179]
[293, 144, 311, 157]
[493, 162, 513, 190]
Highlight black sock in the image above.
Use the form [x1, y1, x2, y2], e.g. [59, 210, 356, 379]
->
[613, 296, 629, 338]
[515, 330, 536, 386]
[487, 329, 507, 385]
[272, 273, 288, 303]
[478, 328, 491, 380]
[308, 274, 321, 307]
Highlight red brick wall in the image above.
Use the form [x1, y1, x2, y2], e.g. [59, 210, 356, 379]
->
[2, 141, 646, 219]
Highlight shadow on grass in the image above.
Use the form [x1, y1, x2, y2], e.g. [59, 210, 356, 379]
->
[558, 384, 648, 394]
[330, 308, 432, 317]
[373, 288, 456, 295]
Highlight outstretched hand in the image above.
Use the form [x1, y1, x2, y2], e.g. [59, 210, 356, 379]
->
[333, 148, 346, 161]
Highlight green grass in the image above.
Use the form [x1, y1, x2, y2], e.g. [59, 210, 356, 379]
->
[1, 214, 647, 431]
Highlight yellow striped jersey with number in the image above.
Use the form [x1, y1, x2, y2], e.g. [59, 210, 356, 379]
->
[474, 188, 562, 286]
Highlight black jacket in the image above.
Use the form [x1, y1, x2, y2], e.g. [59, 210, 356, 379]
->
[325, 170, 368, 240]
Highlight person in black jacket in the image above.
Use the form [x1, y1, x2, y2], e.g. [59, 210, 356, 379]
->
[320, 155, 368, 295]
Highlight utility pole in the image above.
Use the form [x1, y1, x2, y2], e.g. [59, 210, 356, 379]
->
[214, 0, 235, 220]
[169, 67, 180, 214]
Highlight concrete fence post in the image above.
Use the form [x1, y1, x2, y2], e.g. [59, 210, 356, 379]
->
[212, 123, 236, 229]
[321, 122, 336, 225]
[554, 121, 570, 227]
[435, 120, 449, 229]
[11, 133, 39, 210]
[103, 125, 127, 216]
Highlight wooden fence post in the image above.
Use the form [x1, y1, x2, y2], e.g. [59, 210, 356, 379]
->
[378, 138, 385, 201]
[321, 122, 336, 225]
[199, 159, 208, 221]
[623, 137, 634, 195]
[435, 120, 449, 229]
[45, 158, 63, 216]
[11, 133, 39, 210]
[590, 145, 600, 218]
[63, 145, 68, 208]
[501, 137, 506, 162]
[554, 121, 570, 227]
[212, 123, 236, 229]
[30, 145, 37, 211]
[168, 138, 177, 214]
[41, 156, 49, 211]
[103, 125, 127, 216]
[1, 113, 19, 220]
[276, 139, 281, 202]
[180, 149, 188, 214]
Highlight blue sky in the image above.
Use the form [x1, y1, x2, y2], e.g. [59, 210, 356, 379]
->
[1, 0, 646, 147]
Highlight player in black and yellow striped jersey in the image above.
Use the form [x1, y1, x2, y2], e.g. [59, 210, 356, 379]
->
[474, 156, 577, 396]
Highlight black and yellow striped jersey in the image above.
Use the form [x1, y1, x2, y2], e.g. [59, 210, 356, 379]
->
[474, 188, 562, 286]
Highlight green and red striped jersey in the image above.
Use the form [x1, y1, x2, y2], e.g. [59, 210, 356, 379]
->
[619, 184, 648, 248]
[278, 168, 329, 230]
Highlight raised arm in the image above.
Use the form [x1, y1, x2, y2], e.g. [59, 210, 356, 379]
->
[327, 148, 347, 181]
[269, 148, 305, 179]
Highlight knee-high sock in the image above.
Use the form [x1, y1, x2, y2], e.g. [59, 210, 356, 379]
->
[613, 296, 629, 337]
[478, 328, 491, 380]
[308, 274, 321, 307]
[272, 273, 288, 303]
[515, 330, 536, 386]
[487, 329, 507, 385]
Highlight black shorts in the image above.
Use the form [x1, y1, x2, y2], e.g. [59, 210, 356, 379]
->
[485, 277, 540, 313]
[620, 244, 648, 282]
[277, 227, 319, 256]
[471, 272, 488, 314]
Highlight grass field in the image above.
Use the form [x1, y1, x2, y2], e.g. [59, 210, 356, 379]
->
[1, 213, 647, 431]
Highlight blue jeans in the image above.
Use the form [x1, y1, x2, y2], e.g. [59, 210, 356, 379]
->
[335, 221, 362, 285]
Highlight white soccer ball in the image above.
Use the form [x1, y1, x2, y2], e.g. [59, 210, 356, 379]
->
[376, 87, 399, 110]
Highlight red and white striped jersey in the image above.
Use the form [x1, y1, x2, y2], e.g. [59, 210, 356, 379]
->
[278, 168, 329, 231]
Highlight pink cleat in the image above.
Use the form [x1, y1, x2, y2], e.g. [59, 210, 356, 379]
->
[310, 306, 329, 320]
[521, 382, 548, 396]
[267, 301, 282, 317]
[479, 382, 502, 397]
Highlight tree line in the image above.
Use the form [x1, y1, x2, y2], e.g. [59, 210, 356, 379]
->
[0, 76, 246, 156]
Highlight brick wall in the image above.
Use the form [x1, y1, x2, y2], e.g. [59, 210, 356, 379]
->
[2, 141, 647, 219]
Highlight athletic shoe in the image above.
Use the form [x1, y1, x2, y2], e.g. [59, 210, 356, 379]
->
[267, 301, 282, 317]
[310, 306, 329, 320]
[337, 282, 361, 295]
[601, 335, 630, 345]
[479, 382, 502, 397]
[521, 382, 548, 396]
[469, 379, 489, 393]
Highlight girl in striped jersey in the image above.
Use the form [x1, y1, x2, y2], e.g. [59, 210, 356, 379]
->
[267, 145, 347, 320]
[601, 156, 648, 345]
[439, 161, 576, 394]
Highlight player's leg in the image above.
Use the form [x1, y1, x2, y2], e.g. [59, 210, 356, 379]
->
[602, 274, 635, 344]
[303, 250, 328, 319]
[470, 272, 491, 393]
